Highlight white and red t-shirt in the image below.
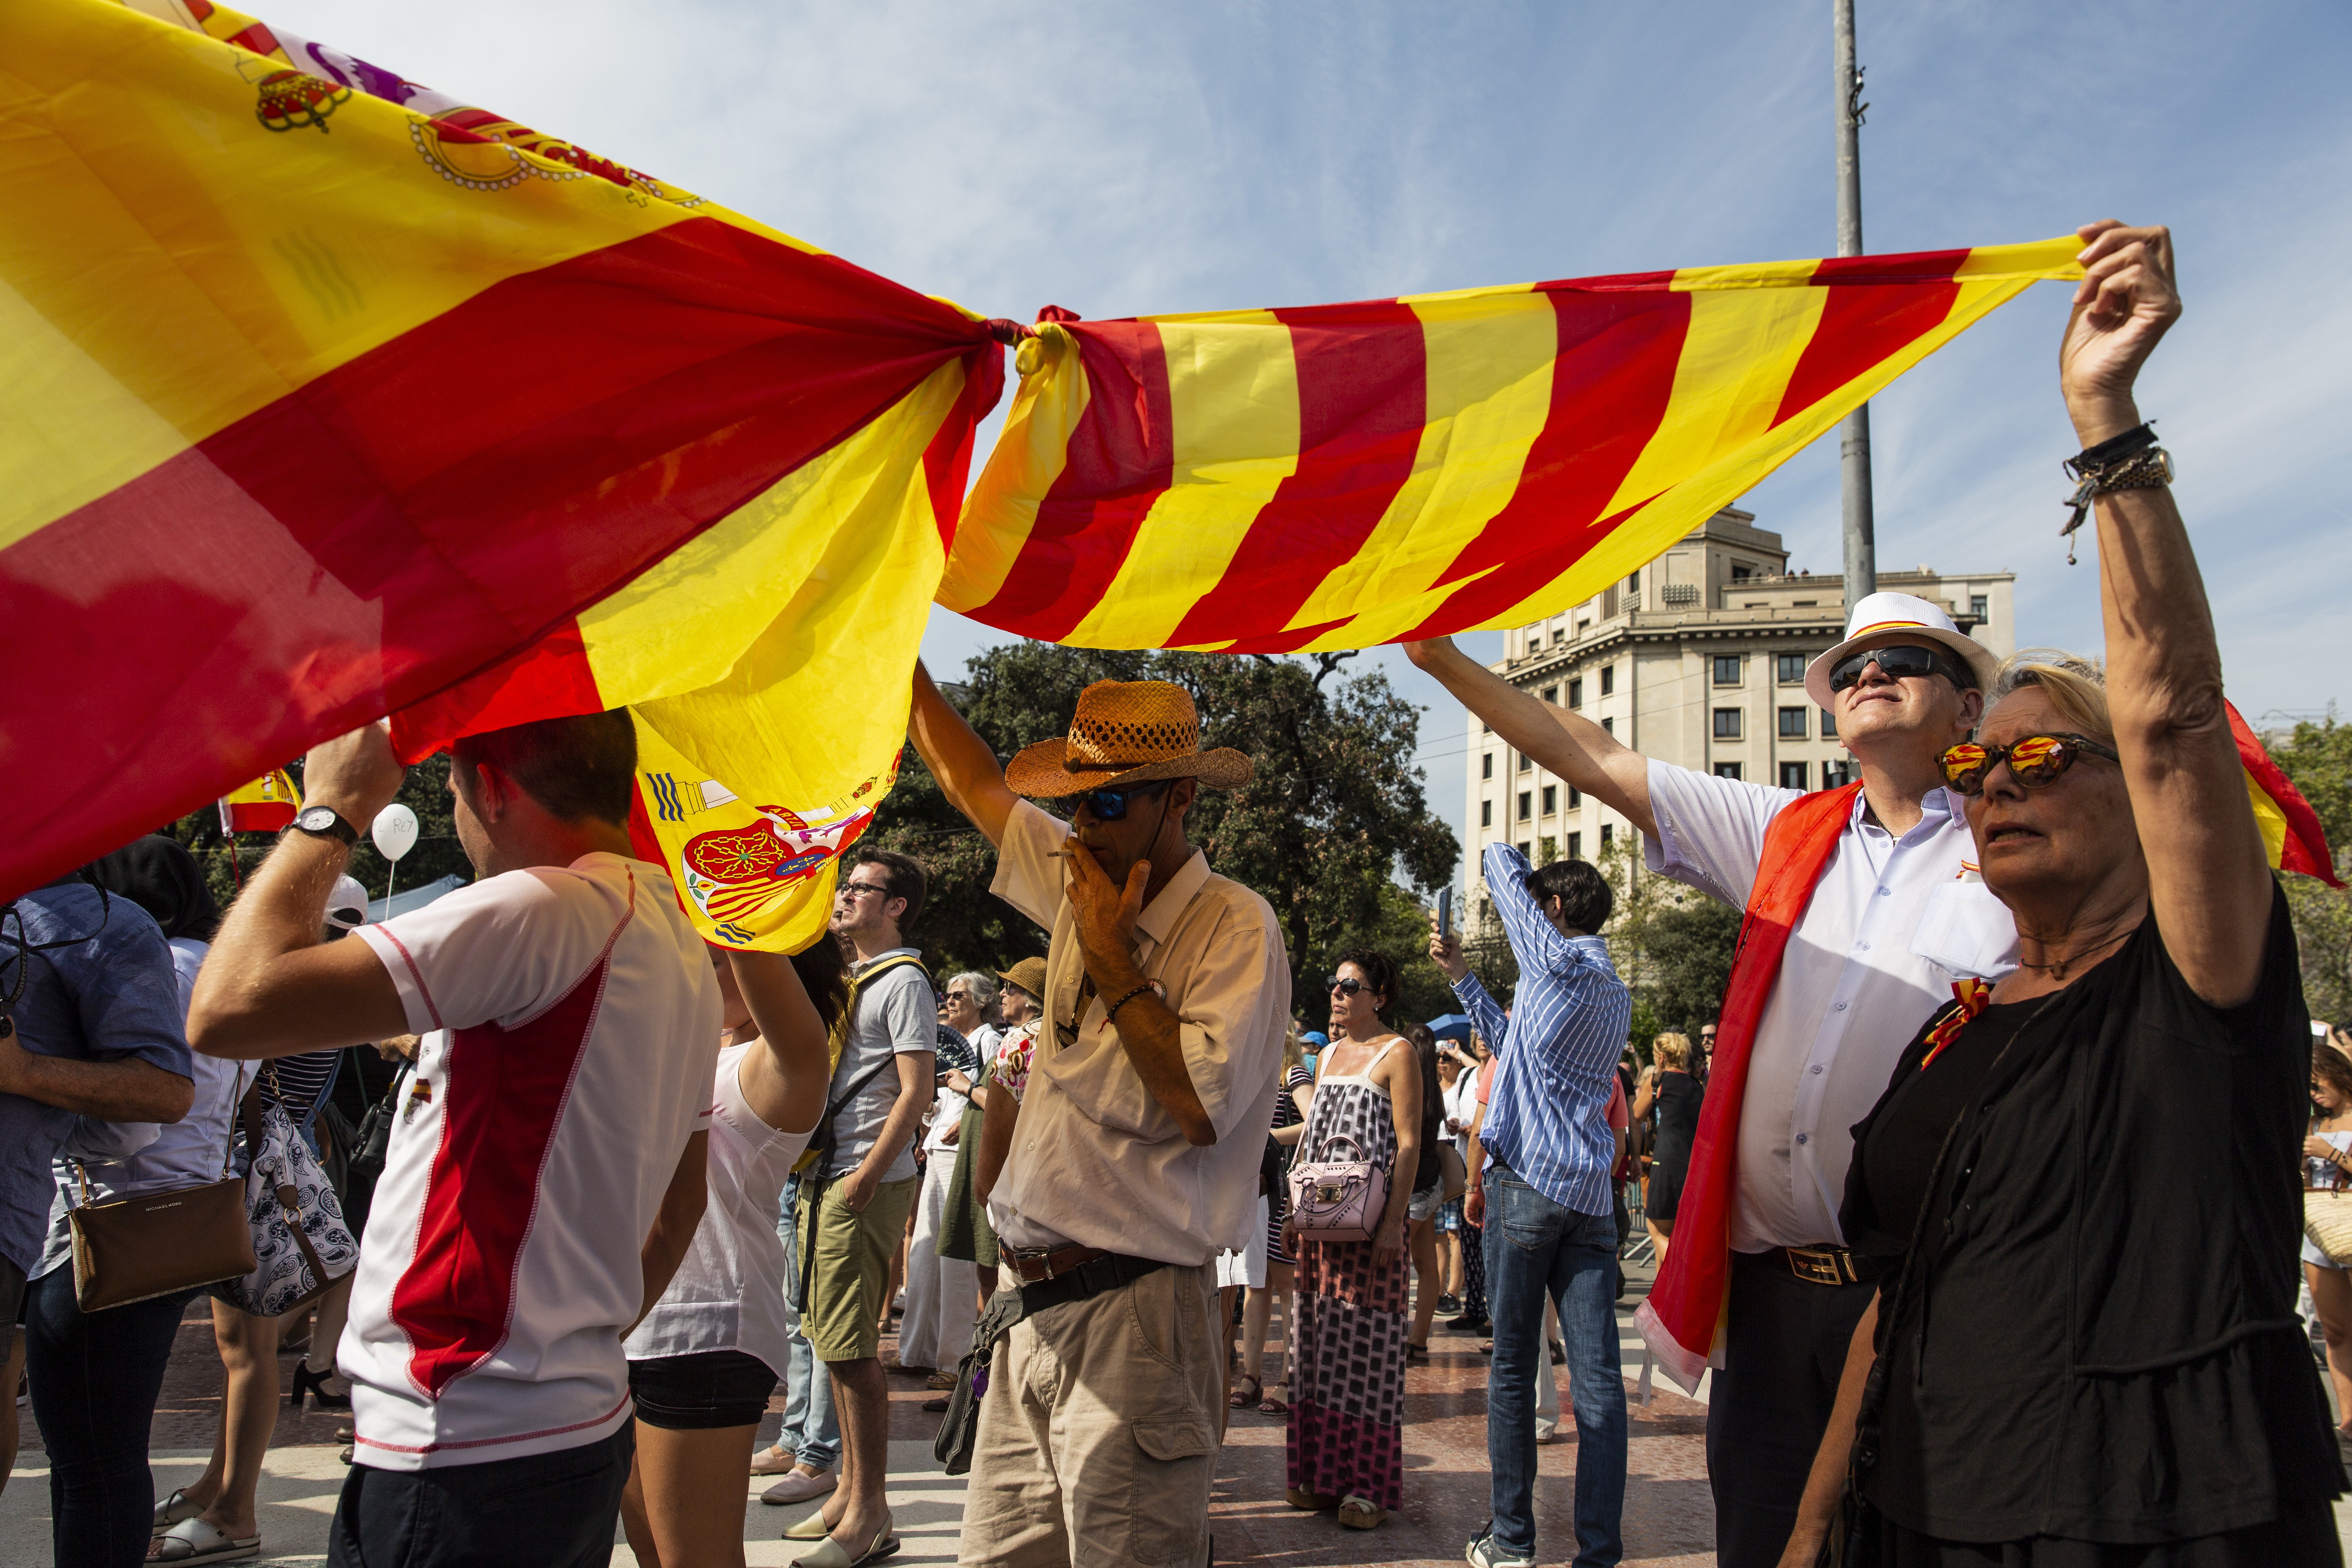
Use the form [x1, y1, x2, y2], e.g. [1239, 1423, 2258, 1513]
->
[347, 853, 720, 1470]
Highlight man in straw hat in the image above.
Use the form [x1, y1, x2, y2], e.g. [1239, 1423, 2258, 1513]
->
[908, 665, 1290, 1568]
[1408, 590, 2019, 1568]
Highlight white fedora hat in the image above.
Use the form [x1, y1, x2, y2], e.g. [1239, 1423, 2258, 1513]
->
[1804, 591, 2001, 710]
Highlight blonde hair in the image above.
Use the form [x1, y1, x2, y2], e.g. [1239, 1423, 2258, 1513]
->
[1988, 650, 2112, 744]
[1653, 1032, 1691, 1070]
[1282, 1023, 1305, 1073]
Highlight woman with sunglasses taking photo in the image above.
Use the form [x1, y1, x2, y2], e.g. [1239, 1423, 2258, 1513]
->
[1777, 223, 2341, 1567]
[1283, 949, 1421, 1532]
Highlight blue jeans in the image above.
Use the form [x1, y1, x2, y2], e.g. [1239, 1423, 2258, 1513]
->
[1483, 1162, 1626, 1566]
[776, 1176, 840, 1470]
[23, 1268, 195, 1568]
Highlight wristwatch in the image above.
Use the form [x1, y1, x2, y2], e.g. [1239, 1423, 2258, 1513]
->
[290, 804, 359, 847]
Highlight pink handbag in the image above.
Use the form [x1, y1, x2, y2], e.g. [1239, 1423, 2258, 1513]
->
[1287, 1133, 1390, 1243]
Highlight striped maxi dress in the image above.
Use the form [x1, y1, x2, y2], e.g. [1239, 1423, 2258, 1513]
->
[1286, 1039, 1408, 1509]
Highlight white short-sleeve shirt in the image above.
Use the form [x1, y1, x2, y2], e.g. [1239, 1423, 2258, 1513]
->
[984, 801, 1290, 1267]
[348, 853, 721, 1470]
[624, 1042, 815, 1376]
[1642, 762, 2017, 1252]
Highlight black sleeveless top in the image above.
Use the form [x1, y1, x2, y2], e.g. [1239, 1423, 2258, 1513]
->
[1839, 883, 2341, 1545]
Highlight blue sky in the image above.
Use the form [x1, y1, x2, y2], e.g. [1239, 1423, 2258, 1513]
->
[261, 0, 2352, 886]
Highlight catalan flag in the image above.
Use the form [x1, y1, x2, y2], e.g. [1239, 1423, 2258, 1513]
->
[941, 241, 2084, 651]
[2230, 702, 2343, 887]
[0, 0, 998, 905]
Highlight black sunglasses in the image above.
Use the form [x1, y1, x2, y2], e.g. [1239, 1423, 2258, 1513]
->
[1060, 780, 1171, 822]
[1939, 732, 2120, 796]
[1828, 643, 1972, 694]
[1327, 976, 1366, 996]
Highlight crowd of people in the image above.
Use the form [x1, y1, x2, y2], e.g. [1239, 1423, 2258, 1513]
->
[0, 220, 2342, 1568]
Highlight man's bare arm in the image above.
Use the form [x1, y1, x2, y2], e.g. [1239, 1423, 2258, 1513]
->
[0, 1028, 191, 1123]
[907, 661, 1019, 849]
[633, 1131, 709, 1334]
[976, 1072, 1019, 1200]
[1405, 636, 1657, 840]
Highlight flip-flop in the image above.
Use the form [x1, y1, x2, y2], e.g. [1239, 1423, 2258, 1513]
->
[153, 1518, 261, 1563]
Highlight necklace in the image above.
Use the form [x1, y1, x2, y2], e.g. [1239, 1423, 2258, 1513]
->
[2013, 926, 2133, 981]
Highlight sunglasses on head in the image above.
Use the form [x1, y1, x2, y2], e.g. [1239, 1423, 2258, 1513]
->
[1061, 780, 1171, 821]
[1828, 643, 1971, 694]
[1939, 732, 2120, 796]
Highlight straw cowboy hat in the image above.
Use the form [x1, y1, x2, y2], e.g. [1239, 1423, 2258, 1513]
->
[1803, 591, 2002, 712]
[996, 956, 1048, 1002]
[1001, 680, 1254, 797]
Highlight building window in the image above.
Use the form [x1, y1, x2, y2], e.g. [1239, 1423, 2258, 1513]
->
[1625, 570, 1640, 594]
[1600, 665, 1615, 696]
[1780, 762, 1808, 791]
[1714, 762, 1743, 780]
[1568, 831, 1582, 859]
[1479, 800, 1492, 827]
[1970, 594, 1989, 620]
[1824, 760, 1854, 786]
[1821, 706, 1838, 739]
[1517, 841, 1532, 860]
[1601, 824, 1615, 849]
[1541, 686, 1557, 705]
[1538, 835, 1557, 864]
[1777, 652, 1806, 684]
[1567, 677, 1584, 708]
[1518, 751, 1532, 773]
[1482, 718, 1491, 733]
[1517, 791, 1532, 822]
[1576, 618, 1591, 636]
[1778, 706, 1808, 739]
[1602, 716, 1615, 736]
[1731, 562, 1755, 581]
[1568, 784, 1582, 808]
[1713, 655, 1742, 686]
[1552, 628, 1567, 646]
[1713, 708, 1742, 739]
[1482, 752, 1494, 780]
[1541, 784, 1557, 816]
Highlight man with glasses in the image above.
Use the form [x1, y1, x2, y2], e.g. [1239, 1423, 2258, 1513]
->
[789, 848, 934, 1563]
[1408, 590, 2018, 1568]
[907, 666, 1289, 1568]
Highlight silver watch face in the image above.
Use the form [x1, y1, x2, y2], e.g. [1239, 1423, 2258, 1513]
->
[298, 806, 337, 833]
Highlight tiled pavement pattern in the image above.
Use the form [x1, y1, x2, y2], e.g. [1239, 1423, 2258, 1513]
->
[7, 1267, 2348, 1565]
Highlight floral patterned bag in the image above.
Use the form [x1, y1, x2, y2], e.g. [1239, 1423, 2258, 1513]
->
[216, 1065, 360, 1318]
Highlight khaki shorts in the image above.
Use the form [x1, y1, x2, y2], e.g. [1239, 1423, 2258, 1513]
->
[797, 1172, 919, 1364]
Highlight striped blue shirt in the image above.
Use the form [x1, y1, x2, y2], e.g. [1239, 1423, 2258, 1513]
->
[1456, 842, 1632, 1217]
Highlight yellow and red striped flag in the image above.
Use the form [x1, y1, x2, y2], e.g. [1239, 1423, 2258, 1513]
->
[217, 769, 301, 835]
[1, 0, 1000, 909]
[2230, 703, 2343, 887]
[940, 241, 2085, 651]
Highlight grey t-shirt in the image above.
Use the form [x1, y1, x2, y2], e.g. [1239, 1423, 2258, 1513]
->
[827, 950, 935, 1181]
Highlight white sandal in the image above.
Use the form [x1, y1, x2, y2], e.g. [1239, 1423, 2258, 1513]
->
[151, 1488, 204, 1535]
[153, 1517, 261, 1563]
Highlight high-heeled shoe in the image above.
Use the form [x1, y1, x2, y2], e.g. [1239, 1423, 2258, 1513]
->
[289, 1361, 351, 1411]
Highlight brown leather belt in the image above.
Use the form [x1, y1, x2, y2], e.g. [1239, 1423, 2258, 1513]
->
[1004, 1243, 1111, 1285]
[1766, 1244, 1863, 1286]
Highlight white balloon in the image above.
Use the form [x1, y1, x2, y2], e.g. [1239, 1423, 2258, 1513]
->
[371, 803, 419, 863]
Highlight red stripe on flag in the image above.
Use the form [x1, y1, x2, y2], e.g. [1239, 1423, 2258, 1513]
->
[1769, 250, 1968, 428]
[390, 621, 602, 762]
[967, 322, 1174, 642]
[0, 218, 986, 902]
[1403, 282, 1688, 636]
[1165, 301, 1427, 648]
[2227, 701, 2344, 888]
[923, 346, 1007, 557]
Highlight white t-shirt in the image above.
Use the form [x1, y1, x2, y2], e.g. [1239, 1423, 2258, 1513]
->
[347, 853, 721, 1470]
[828, 949, 934, 1180]
[1642, 762, 2017, 1252]
[625, 1042, 815, 1375]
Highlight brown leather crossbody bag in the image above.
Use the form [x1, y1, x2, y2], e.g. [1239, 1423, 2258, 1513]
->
[67, 1067, 257, 1312]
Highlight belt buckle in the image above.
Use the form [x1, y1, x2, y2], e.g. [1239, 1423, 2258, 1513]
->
[1008, 1245, 1062, 1283]
[1787, 1247, 1844, 1286]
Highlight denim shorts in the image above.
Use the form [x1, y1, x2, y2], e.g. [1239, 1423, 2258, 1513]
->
[627, 1349, 778, 1430]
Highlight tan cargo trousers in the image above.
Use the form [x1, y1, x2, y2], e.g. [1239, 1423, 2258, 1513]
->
[956, 1261, 1221, 1567]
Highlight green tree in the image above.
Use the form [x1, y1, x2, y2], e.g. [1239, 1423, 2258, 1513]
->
[865, 643, 1460, 1004]
[2271, 715, 2352, 1024]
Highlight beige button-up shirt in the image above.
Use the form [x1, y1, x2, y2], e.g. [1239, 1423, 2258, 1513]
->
[985, 800, 1291, 1267]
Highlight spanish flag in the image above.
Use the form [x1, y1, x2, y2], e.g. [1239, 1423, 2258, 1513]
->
[942, 241, 2085, 651]
[0, 0, 998, 904]
[216, 769, 300, 835]
[2230, 702, 2343, 887]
